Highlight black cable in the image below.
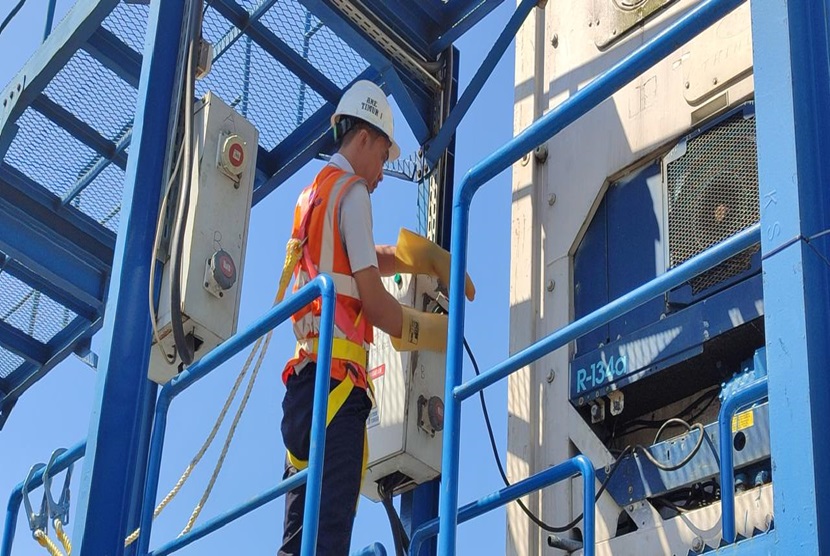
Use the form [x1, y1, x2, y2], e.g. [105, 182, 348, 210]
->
[0, 0, 27, 37]
[462, 338, 631, 534]
[169, 0, 202, 365]
[378, 483, 410, 556]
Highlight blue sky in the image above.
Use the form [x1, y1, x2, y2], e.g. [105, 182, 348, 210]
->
[0, 2, 515, 554]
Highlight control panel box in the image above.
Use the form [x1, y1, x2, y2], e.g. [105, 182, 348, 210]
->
[360, 274, 446, 502]
[150, 92, 257, 384]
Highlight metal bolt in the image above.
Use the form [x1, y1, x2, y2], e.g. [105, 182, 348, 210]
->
[596, 19, 600, 25]
[685, 81, 690, 89]
[551, 33, 559, 48]
[520, 153, 531, 166]
[604, 464, 611, 474]
[692, 536, 704, 552]
[612, 29, 617, 35]
[627, 504, 634, 512]
[546, 370, 556, 383]
[713, 77, 719, 85]
[548, 193, 556, 206]
[588, 20, 592, 27]
[547, 279, 555, 292]
[628, 486, 634, 494]
[534, 144, 548, 163]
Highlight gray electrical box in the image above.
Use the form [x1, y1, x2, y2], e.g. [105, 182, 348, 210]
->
[149, 92, 257, 384]
[360, 274, 446, 502]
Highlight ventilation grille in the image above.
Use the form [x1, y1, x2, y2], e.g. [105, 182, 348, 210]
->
[666, 113, 759, 294]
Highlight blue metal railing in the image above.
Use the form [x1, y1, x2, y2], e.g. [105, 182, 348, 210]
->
[1, 276, 337, 556]
[136, 275, 337, 556]
[353, 542, 388, 556]
[438, 0, 750, 552]
[1, 442, 86, 556]
[409, 456, 594, 555]
[719, 378, 769, 544]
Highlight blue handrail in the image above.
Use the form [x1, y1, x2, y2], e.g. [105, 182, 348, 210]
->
[1, 441, 86, 556]
[137, 275, 337, 556]
[409, 455, 594, 556]
[352, 542, 388, 556]
[439, 0, 749, 552]
[719, 378, 769, 544]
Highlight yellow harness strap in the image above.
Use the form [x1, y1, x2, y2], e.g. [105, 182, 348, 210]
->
[295, 337, 368, 368]
[286, 375, 369, 477]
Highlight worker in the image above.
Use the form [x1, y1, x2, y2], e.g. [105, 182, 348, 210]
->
[278, 80, 475, 555]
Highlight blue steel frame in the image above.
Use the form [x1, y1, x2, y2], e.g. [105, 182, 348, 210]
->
[438, 0, 749, 552]
[751, 0, 830, 553]
[423, 0, 538, 166]
[719, 378, 769, 544]
[137, 276, 337, 556]
[70, 0, 186, 553]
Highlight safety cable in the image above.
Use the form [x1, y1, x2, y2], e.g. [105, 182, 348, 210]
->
[124, 323, 271, 546]
[33, 529, 64, 556]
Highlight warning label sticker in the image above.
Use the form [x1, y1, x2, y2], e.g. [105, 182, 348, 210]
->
[369, 364, 385, 380]
[732, 409, 755, 433]
[367, 407, 380, 429]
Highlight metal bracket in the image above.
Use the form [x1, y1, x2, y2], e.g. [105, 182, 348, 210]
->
[43, 448, 73, 525]
[22, 463, 49, 537]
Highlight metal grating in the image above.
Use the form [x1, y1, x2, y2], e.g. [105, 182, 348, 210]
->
[0, 272, 77, 344]
[196, 33, 326, 149]
[3, 108, 101, 199]
[102, 2, 150, 55]
[71, 162, 125, 232]
[0, 347, 24, 379]
[666, 113, 759, 294]
[44, 50, 138, 141]
[260, 1, 369, 89]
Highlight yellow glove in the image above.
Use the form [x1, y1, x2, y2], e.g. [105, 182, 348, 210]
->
[390, 306, 448, 352]
[394, 228, 476, 301]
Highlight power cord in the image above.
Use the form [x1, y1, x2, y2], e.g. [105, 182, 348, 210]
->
[169, 0, 203, 365]
[462, 338, 705, 535]
[462, 338, 631, 534]
[379, 482, 410, 556]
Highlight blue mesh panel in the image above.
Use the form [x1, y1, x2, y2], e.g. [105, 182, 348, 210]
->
[0, 348, 24, 379]
[44, 50, 138, 141]
[102, 2, 150, 54]
[0, 272, 76, 344]
[260, 2, 368, 89]
[71, 162, 124, 232]
[4, 108, 100, 199]
[196, 36, 325, 149]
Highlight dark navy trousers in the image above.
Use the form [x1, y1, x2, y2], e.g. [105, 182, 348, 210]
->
[279, 362, 372, 556]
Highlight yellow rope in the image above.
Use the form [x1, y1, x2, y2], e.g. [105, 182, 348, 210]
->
[180, 331, 272, 535]
[53, 520, 71, 555]
[126, 238, 300, 545]
[34, 530, 64, 556]
[124, 333, 263, 547]
[180, 238, 300, 534]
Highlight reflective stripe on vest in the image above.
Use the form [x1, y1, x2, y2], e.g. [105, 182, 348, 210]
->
[283, 166, 373, 388]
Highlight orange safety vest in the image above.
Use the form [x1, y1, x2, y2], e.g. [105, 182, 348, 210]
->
[282, 165, 374, 389]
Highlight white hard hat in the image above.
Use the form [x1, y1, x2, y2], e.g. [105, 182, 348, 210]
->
[331, 80, 400, 162]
